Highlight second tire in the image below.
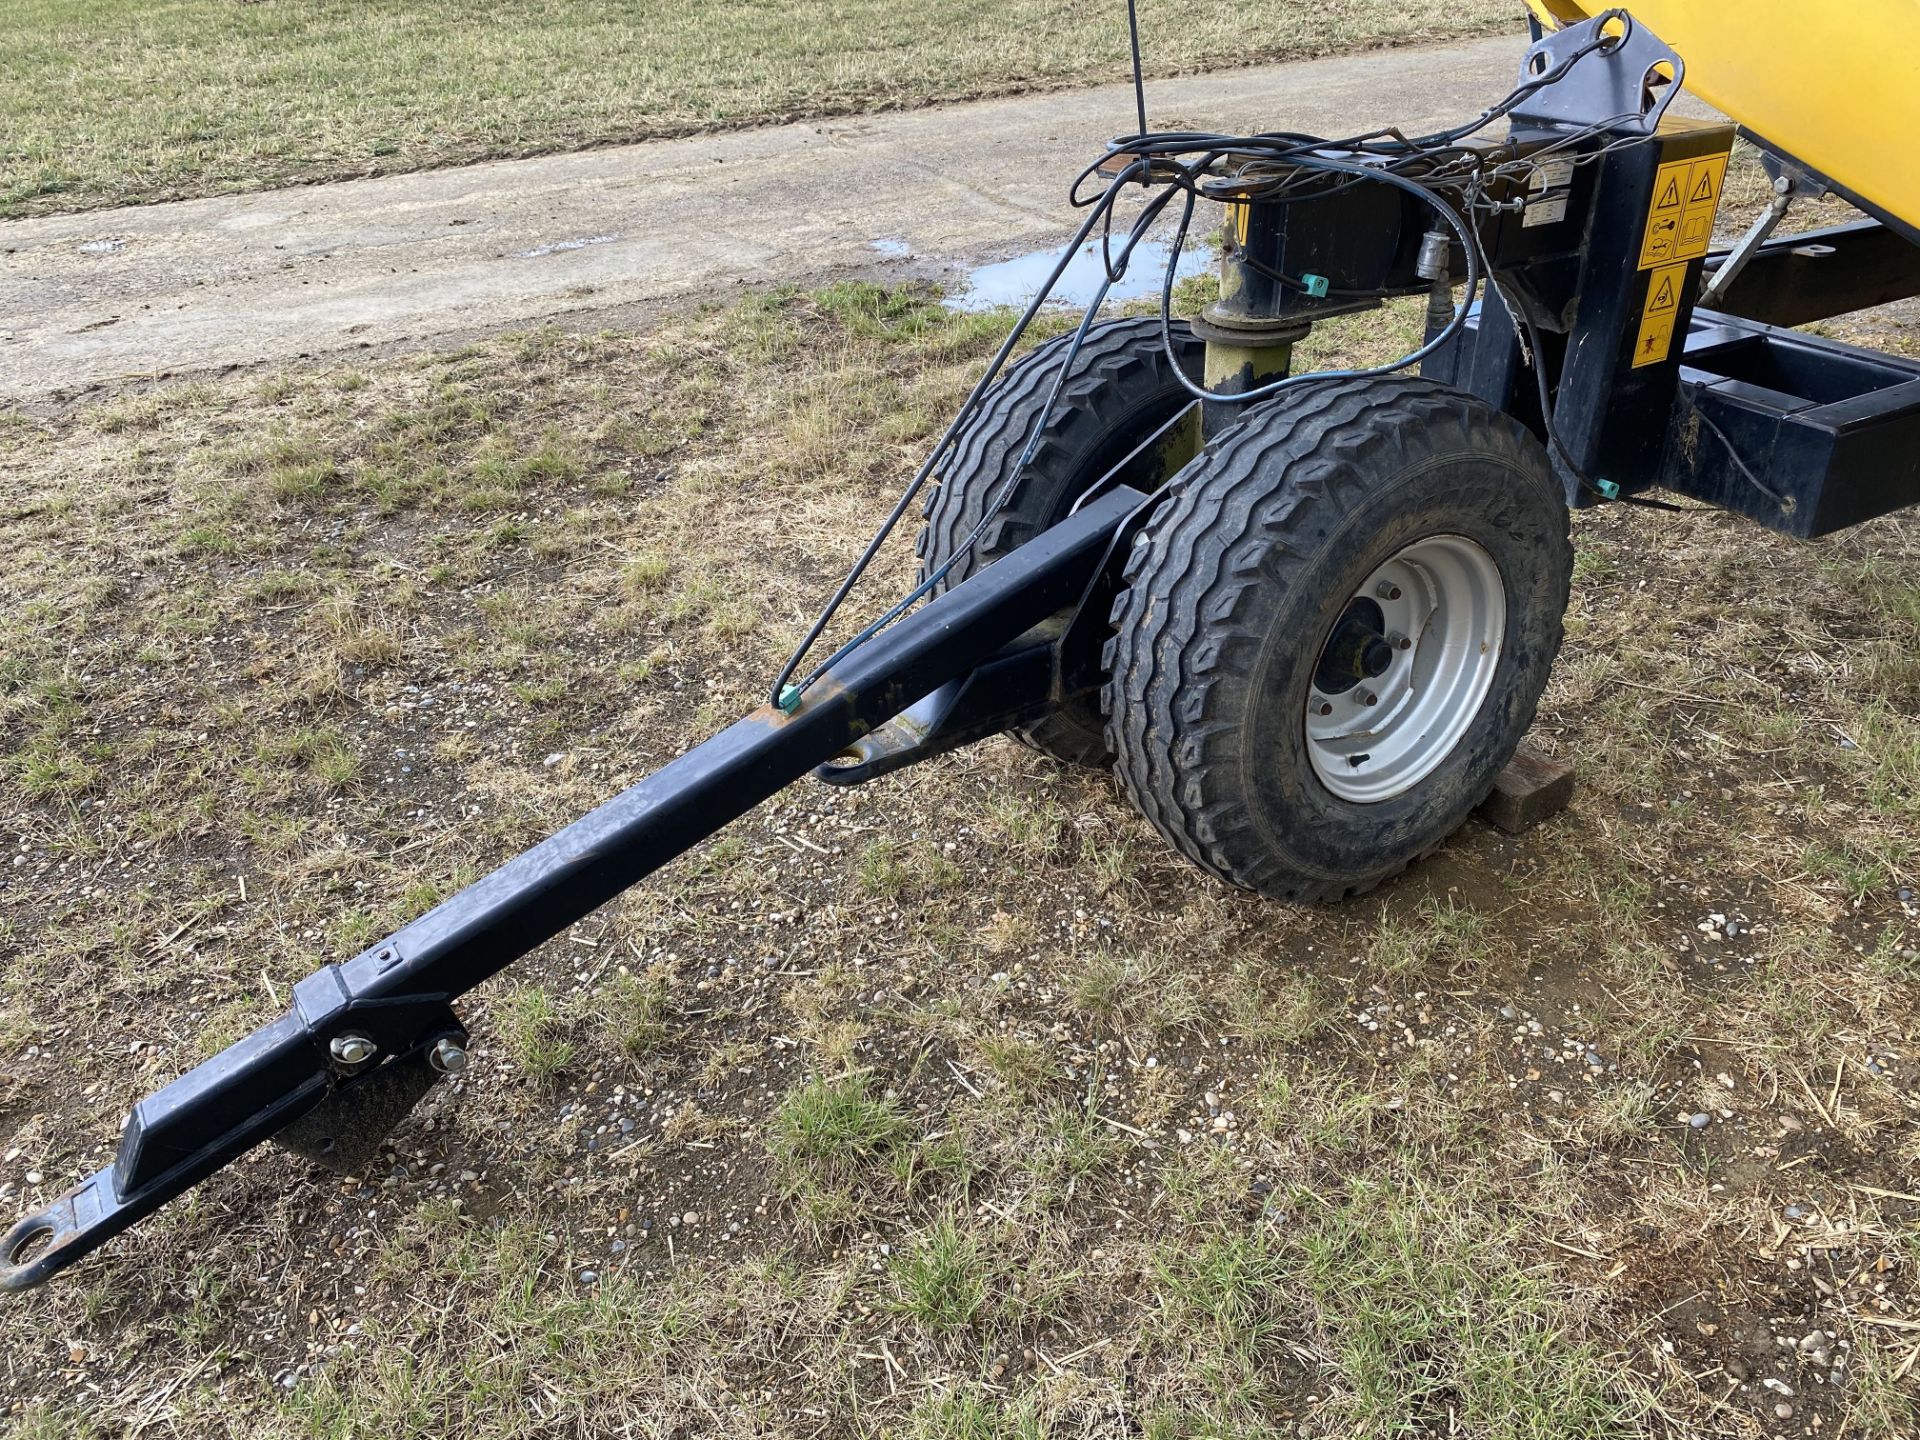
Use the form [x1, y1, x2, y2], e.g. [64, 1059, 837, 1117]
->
[918, 316, 1203, 765]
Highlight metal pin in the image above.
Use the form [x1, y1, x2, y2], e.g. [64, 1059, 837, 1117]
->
[329, 1034, 377, 1069]
[429, 1038, 470, 1076]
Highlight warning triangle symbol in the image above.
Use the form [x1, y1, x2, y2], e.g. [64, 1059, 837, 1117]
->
[1650, 275, 1676, 312]
[1656, 177, 1682, 209]
[1689, 171, 1715, 204]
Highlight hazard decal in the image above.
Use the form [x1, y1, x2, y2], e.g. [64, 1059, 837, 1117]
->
[1632, 261, 1690, 368]
[1639, 151, 1729, 269]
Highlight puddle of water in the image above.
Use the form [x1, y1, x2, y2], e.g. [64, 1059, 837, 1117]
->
[944, 238, 1213, 313]
[869, 237, 912, 259]
[510, 233, 621, 260]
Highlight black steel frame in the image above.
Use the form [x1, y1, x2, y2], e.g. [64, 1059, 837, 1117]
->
[10, 11, 1920, 1295]
[1704, 219, 1920, 329]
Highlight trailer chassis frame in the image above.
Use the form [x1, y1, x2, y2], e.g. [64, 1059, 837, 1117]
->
[9, 9, 1920, 1294]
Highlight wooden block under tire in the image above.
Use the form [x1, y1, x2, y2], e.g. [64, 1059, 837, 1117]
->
[1477, 743, 1575, 835]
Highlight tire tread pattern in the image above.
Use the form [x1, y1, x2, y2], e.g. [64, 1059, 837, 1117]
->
[918, 317, 1202, 764]
[1101, 374, 1572, 901]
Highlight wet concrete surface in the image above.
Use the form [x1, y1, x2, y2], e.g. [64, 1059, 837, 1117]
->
[0, 35, 1526, 400]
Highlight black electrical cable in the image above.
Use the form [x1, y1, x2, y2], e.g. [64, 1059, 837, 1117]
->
[1234, 249, 1380, 300]
[768, 6, 1646, 706]
[1150, 153, 1483, 408]
[782, 191, 1189, 693]
[1490, 267, 1702, 516]
[765, 159, 1149, 706]
[799, 166, 1194, 681]
[1687, 401, 1794, 513]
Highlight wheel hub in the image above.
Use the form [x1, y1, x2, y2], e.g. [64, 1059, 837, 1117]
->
[1304, 534, 1507, 804]
[1311, 599, 1395, 694]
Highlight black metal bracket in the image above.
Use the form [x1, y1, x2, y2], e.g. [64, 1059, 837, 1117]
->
[1508, 9, 1683, 135]
[815, 637, 1057, 785]
[277, 1017, 467, 1172]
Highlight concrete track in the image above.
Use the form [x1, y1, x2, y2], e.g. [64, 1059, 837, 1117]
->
[0, 37, 1532, 399]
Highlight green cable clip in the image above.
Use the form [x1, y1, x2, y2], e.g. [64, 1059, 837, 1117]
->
[1301, 273, 1330, 298]
[1593, 478, 1621, 500]
[776, 685, 803, 715]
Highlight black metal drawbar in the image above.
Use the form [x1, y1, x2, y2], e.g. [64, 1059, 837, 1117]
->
[0, 486, 1150, 1292]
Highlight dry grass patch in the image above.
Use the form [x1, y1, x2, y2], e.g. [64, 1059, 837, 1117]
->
[1, 0, 1516, 217]
[0, 285, 1916, 1437]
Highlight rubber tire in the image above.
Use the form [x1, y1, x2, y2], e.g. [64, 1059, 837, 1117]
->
[918, 316, 1203, 765]
[1101, 374, 1572, 901]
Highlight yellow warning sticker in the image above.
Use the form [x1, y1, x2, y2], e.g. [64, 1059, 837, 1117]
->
[1640, 160, 1687, 266]
[1632, 313, 1676, 368]
[1632, 261, 1689, 367]
[1639, 152, 1728, 269]
[1645, 263, 1684, 317]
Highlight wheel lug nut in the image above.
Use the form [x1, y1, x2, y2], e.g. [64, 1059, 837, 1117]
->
[1315, 700, 1333, 716]
[1390, 632, 1412, 651]
[1359, 690, 1379, 707]
[1376, 583, 1402, 601]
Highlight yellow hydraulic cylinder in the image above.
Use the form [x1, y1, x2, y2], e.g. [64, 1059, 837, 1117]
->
[1525, 2, 1920, 235]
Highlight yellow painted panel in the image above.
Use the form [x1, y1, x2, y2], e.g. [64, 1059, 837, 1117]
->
[1522, 1, 1920, 232]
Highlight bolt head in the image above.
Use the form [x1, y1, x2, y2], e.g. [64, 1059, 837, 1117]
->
[429, 1037, 470, 1076]
[329, 1033, 377, 1067]
[1315, 700, 1333, 717]
[1376, 582, 1402, 601]
[1360, 690, 1379, 707]
[1391, 632, 1412, 651]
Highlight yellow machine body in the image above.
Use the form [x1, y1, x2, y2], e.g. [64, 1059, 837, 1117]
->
[1526, 1, 1920, 235]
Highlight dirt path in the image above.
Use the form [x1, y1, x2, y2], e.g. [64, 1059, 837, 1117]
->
[0, 36, 1527, 401]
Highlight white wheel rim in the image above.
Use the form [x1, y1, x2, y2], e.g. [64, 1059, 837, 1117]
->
[1303, 534, 1506, 805]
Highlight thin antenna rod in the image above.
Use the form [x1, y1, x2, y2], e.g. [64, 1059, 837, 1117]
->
[1126, 0, 1149, 139]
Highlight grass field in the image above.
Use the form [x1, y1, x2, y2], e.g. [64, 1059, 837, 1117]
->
[1, 282, 1918, 1436]
[0, 0, 1516, 218]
